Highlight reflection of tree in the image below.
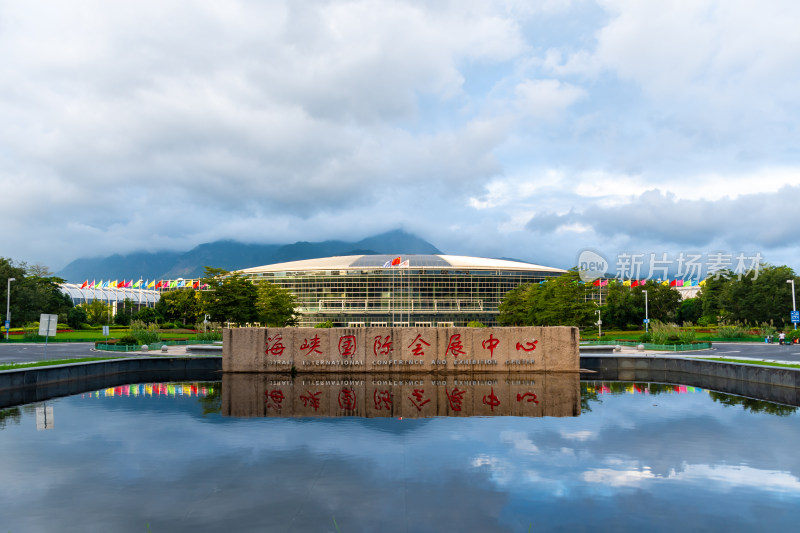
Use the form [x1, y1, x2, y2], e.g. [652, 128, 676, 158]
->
[0, 407, 21, 429]
[580, 383, 600, 413]
[197, 382, 221, 416]
[709, 391, 797, 417]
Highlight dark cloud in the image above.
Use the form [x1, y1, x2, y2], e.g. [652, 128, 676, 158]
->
[526, 186, 800, 248]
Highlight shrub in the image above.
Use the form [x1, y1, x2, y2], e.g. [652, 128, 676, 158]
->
[466, 321, 487, 328]
[194, 321, 222, 341]
[314, 321, 334, 328]
[130, 320, 161, 345]
[715, 321, 751, 338]
[118, 335, 138, 346]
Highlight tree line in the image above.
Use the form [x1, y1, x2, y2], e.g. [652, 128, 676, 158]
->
[1, 258, 299, 331]
[498, 264, 800, 330]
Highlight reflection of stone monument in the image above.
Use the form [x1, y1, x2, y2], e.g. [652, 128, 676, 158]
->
[222, 372, 580, 418]
[223, 326, 579, 373]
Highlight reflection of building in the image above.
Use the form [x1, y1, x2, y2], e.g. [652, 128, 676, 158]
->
[239, 254, 565, 327]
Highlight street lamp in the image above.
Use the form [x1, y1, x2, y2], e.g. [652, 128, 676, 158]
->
[643, 289, 649, 333]
[5, 277, 15, 341]
[596, 309, 602, 338]
[787, 279, 797, 331]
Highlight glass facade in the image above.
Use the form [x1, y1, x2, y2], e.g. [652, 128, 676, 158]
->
[242, 254, 564, 327]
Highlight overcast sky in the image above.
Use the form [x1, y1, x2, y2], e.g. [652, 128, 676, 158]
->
[2, 0, 799, 276]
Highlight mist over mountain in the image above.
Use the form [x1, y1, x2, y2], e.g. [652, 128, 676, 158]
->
[56, 230, 441, 283]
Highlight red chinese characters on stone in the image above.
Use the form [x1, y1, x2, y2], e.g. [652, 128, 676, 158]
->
[373, 335, 392, 357]
[445, 334, 466, 358]
[300, 390, 322, 411]
[445, 387, 466, 411]
[481, 334, 500, 358]
[338, 335, 357, 357]
[482, 387, 500, 411]
[516, 392, 539, 404]
[373, 389, 393, 410]
[265, 389, 285, 409]
[516, 339, 538, 352]
[407, 334, 430, 357]
[338, 388, 357, 410]
[408, 389, 431, 411]
[300, 334, 323, 356]
[266, 334, 286, 356]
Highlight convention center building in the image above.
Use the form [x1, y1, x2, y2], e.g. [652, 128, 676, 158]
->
[238, 254, 565, 328]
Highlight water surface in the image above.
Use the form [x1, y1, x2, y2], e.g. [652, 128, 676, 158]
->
[1, 377, 799, 532]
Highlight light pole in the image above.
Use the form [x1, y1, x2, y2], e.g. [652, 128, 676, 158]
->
[596, 309, 602, 338]
[5, 277, 15, 341]
[643, 289, 649, 333]
[787, 279, 797, 331]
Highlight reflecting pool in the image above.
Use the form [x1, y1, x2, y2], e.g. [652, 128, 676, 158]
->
[1, 375, 800, 532]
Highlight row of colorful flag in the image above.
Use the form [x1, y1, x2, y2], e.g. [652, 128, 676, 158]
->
[78, 279, 210, 290]
[586, 278, 706, 287]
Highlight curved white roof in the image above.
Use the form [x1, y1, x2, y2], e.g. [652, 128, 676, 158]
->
[239, 254, 565, 274]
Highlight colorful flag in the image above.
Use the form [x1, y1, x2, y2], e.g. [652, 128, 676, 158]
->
[631, 280, 639, 287]
[177, 279, 185, 288]
[399, 260, 410, 267]
[147, 280, 155, 289]
[192, 281, 199, 289]
[89, 280, 96, 289]
[169, 280, 177, 288]
[80, 280, 88, 289]
[155, 281, 163, 289]
[133, 280, 141, 288]
[391, 256, 401, 266]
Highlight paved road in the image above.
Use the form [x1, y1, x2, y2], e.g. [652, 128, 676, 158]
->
[0, 342, 142, 364]
[677, 342, 800, 363]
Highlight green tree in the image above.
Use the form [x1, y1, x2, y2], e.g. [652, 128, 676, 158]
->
[157, 289, 201, 324]
[1, 258, 73, 328]
[697, 265, 798, 327]
[677, 297, 702, 325]
[199, 267, 258, 325]
[601, 283, 638, 329]
[498, 270, 597, 327]
[134, 307, 161, 324]
[255, 281, 299, 327]
[67, 306, 88, 329]
[114, 298, 136, 326]
[83, 300, 113, 325]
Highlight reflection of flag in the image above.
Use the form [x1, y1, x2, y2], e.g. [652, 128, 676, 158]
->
[80, 280, 88, 289]
[677, 279, 684, 287]
[631, 280, 639, 287]
[391, 256, 401, 266]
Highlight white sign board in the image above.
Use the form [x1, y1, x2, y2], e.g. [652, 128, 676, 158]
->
[102, 325, 110, 336]
[38, 314, 58, 337]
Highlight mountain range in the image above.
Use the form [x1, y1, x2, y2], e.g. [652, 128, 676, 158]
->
[56, 230, 442, 283]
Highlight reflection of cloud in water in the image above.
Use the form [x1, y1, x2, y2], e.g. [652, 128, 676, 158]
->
[500, 430, 540, 453]
[583, 464, 800, 493]
[560, 430, 594, 441]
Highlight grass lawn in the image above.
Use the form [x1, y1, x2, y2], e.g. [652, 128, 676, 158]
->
[3, 329, 201, 342]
